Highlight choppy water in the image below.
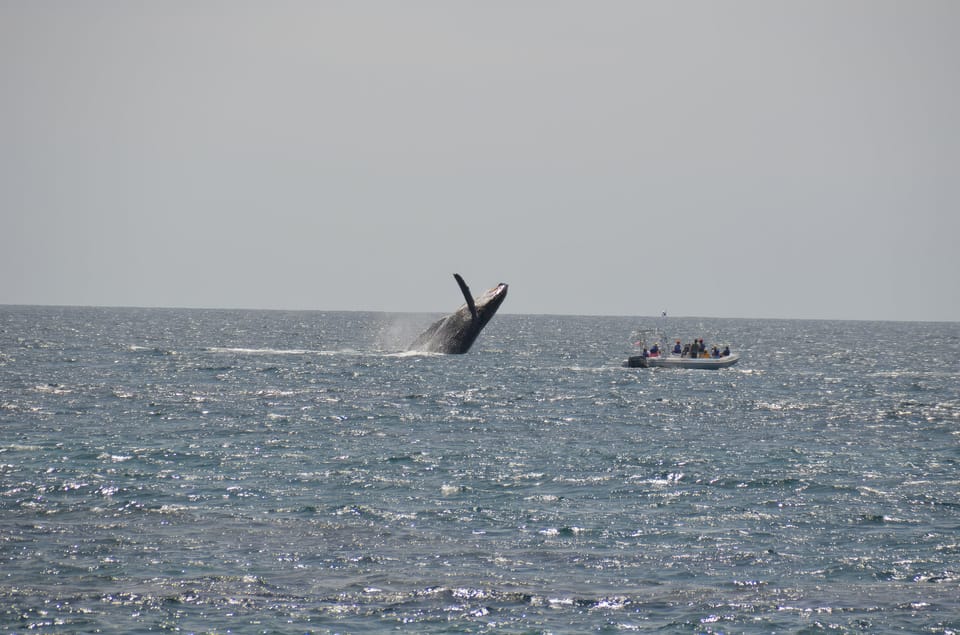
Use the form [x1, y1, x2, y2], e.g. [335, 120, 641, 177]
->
[1, 306, 958, 633]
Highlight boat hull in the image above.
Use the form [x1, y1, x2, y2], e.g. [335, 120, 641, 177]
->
[625, 353, 740, 369]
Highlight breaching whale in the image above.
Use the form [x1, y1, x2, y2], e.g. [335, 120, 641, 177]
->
[408, 274, 508, 354]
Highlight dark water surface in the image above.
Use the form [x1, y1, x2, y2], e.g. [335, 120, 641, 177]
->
[2, 306, 958, 633]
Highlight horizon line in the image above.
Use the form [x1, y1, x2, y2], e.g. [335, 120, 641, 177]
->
[1, 302, 956, 325]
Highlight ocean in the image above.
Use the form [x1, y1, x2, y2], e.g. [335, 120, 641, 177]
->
[1, 306, 958, 633]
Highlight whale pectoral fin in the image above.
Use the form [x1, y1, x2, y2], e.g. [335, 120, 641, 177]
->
[453, 273, 478, 322]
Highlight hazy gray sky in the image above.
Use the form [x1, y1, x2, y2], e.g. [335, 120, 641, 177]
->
[3, 2, 958, 321]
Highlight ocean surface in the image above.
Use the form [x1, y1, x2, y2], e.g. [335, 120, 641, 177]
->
[1, 306, 958, 634]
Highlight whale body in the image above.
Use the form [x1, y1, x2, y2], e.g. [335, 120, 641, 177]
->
[408, 274, 508, 354]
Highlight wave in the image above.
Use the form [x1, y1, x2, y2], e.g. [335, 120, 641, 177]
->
[203, 347, 359, 356]
[384, 350, 443, 358]
[127, 345, 177, 355]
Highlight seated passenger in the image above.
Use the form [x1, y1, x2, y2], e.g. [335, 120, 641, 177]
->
[711, 346, 720, 358]
[649, 343, 659, 357]
[722, 345, 730, 357]
[673, 340, 682, 354]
